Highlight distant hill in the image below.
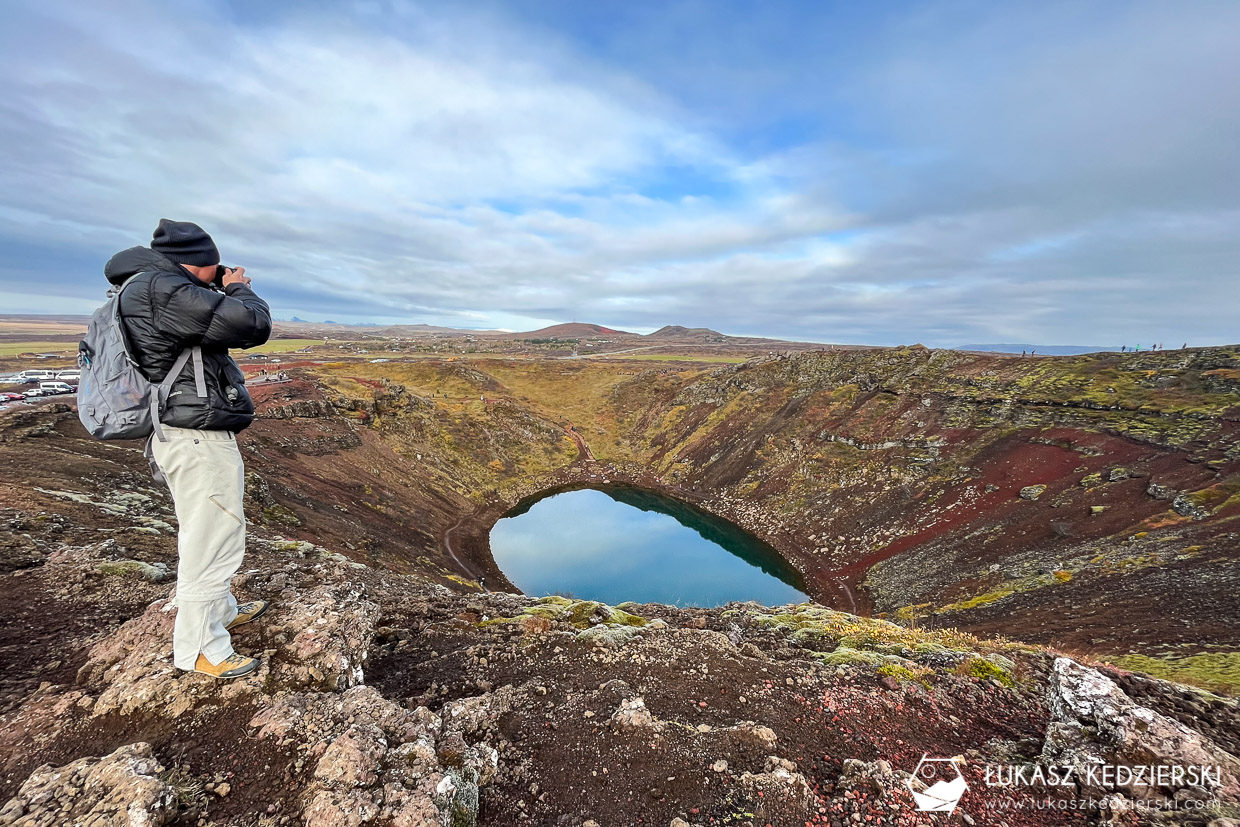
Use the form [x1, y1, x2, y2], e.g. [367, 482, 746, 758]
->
[372, 323, 495, 336]
[507, 323, 634, 339]
[646, 325, 726, 340]
[957, 343, 1120, 356]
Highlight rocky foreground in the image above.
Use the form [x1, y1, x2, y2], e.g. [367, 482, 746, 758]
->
[0, 530, 1238, 827]
[0, 345, 1238, 826]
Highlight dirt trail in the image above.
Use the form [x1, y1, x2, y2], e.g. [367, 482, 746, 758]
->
[442, 516, 487, 592]
[564, 425, 594, 462]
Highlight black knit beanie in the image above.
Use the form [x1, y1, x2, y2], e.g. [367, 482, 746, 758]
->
[151, 219, 219, 267]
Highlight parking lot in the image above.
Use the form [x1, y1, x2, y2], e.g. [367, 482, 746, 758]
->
[0, 367, 78, 411]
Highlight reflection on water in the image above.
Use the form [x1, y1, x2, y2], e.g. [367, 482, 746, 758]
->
[490, 487, 807, 607]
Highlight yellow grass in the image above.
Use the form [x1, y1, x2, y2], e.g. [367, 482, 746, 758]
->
[604, 354, 749, 363]
[240, 338, 326, 354]
[0, 341, 78, 358]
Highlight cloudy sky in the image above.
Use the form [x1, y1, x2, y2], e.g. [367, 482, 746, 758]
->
[1, 0, 1237, 346]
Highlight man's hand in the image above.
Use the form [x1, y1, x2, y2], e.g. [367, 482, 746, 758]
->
[221, 266, 251, 288]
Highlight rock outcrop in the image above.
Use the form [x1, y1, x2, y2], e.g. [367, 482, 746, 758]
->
[1043, 658, 1240, 807]
[0, 742, 176, 827]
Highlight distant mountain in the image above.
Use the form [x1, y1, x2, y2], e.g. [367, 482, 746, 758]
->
[508, 323, 635, 339]
[957, 343, 1120, 356]
[647, 325, 726, 340]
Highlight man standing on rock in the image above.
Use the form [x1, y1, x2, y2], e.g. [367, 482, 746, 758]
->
[103, 219, 273, 679]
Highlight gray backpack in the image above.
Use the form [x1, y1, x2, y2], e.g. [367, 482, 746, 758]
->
[77, 275, 206, 444]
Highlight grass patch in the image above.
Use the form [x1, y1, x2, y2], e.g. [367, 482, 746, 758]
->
[0, 340, 78, 358]
[1112, 652, 1240, 696]
[605, 354, 749, 363]
[238, 338, 325, 354]
[938, 571, 1076, 613]
[753, 603, 1011, 657]
[960, 656, 1015, 687]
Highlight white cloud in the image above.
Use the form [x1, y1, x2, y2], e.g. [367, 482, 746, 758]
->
[0, 1, 1237, 345]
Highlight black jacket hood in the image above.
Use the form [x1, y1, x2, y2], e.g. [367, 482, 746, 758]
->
[105, 246, 182, 287]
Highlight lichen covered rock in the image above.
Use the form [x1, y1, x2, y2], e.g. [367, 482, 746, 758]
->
[0, 742, 176, 827]
[1042, 657, 1240, 804]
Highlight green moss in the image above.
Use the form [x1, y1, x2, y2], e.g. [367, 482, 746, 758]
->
[938, 569, 1079, 614]
[95, 561, 147, 577]
[877, 663, 918, 681]
[605, 607, 649, 627]
[564, 600, 603, 627]
[261, 504, 301, 526]
[941, 582, 1022, 611]
[752, 604, 998, 660]
[519, 606, 562, 620]
[1113, 652, 1240, 697]
[484, 597, 647, 631]
[961, 656, 1014, 687]
[1080, 472, 1103, 487]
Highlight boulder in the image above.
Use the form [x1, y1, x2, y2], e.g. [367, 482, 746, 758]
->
[76, 580, 380, 717]
[75, 597, 264, 718]
[266, 582, 382, 691]
[611, 696, 660, 733]
[440, 685, 521, 737]
[1042, 658, 1240, 804]
[0, 742, 176, 826]
[736, 756, 813, 823]
[1020, 485, 1047, 501]
[1146, 482, 1177, 501]
[251, 685, 495, 827]
[1172, 494, 1212, 521]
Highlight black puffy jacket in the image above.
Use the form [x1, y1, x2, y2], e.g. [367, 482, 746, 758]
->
[104, 247, 272, 432]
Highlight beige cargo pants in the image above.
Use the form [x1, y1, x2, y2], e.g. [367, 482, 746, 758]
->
[149, 426, 246, 670]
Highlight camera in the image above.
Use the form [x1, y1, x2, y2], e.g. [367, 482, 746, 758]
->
[212, 265, 230, 289]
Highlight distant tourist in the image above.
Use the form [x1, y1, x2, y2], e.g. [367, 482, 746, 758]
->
[1120, 345, 1126, 353]
[1182, 343, 1187, 350]
[101, 220, 272, 680]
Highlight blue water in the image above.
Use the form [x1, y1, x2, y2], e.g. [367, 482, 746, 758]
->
[489, 487, 807, 607]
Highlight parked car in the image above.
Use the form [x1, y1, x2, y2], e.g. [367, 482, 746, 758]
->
[22, 388, 46, 398]
[0, 392, 23, 401]
[19, 370, 59, 381]
[56, 370, 81, 383]
[39, 381, 75, 395]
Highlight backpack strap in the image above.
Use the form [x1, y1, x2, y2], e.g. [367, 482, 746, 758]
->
[149, 345, 207, 442]
[109, 276, 143, 367]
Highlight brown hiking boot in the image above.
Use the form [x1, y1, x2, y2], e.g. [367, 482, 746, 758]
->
[225, 600, 270, 631]
[193, 652, 258, 679]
